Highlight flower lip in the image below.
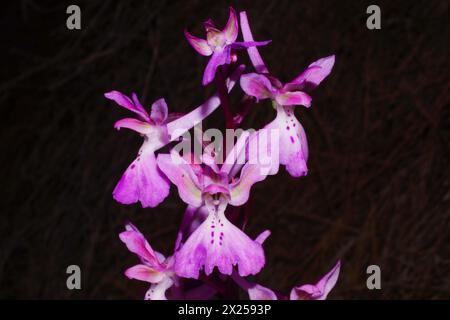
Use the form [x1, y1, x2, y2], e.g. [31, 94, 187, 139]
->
[174, 195, 265, 279]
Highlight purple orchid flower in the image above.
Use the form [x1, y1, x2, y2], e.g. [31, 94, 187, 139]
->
[185, 7, 270, 85]
[104, 65, 244, 208]
[104, 92, 172, 208]
[233, 260, 341, 300]
[239, 11, 335, 177]
[240, 72, 313, 177]
[156, 150, 269, 279]
[241, 60, 335, 178]
[239, 59, 335, 178]
[119, 223, 177, 300]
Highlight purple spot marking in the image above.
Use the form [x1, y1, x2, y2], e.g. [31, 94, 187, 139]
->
[290, 136, 295, 144]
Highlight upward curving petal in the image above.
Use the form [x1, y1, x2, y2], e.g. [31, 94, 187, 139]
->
[184, 30, 213, 56]
[290, 260, 341, 300]
[150, 98, 168, 124]
[223, 7, 238, 43]
[114, 118, 152, 134]
[275, 91, 312, 107]
[240, 73, 274, 101]
[131, 93, 150, 117]
[119, 223, 164, 268]
[156, 151, 203, 207]
[229, 162, 268, 206]
[104, 91, 150, 121]
[125, 264, 165, 283]
[287, 55, 335, 91]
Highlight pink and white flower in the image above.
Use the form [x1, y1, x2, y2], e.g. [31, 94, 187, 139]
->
[239, 11, 335, 177]
[105, 92, 172, 208]
[157, 150, 269, 279]
[119, 223, 177, 300]
[185, 7, 270, 85]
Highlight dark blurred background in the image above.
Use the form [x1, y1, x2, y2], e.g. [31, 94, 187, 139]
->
[1, 0, 449, 299]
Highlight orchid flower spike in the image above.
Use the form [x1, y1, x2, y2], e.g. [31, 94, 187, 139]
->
[157, 150, 269, 279]
[240, 55, 335, 177]
[119, 223, 177, 300]
[184, 7, 270, 85]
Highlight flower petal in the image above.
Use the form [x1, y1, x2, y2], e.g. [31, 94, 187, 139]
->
[174, 198, 265, 278]
[229, 162, 268, 206]
[275, 91, 312, 107]
[184, 30, 213, 56]
[130, 93, 151, 119]
[240, 73, 273, 101]
[104, 91, 150, 121]
[125, 264, 165, 283]
[156, 152, 203, 207]
[119, 223, 163, 268]
[114, 118, 152, 134]
[255, 230, 271, 245]
[290, 261, 341, 300]
[230, 40, 271, 50]
[150, 98, 168, 124]
[113, 147, 170, 208]
[202, 48, 231, 86]
[287, 55, 335, 91]
[223, 7, 238, 43]
[267, 105, 309, 177]
[239, 11, 269, 74]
